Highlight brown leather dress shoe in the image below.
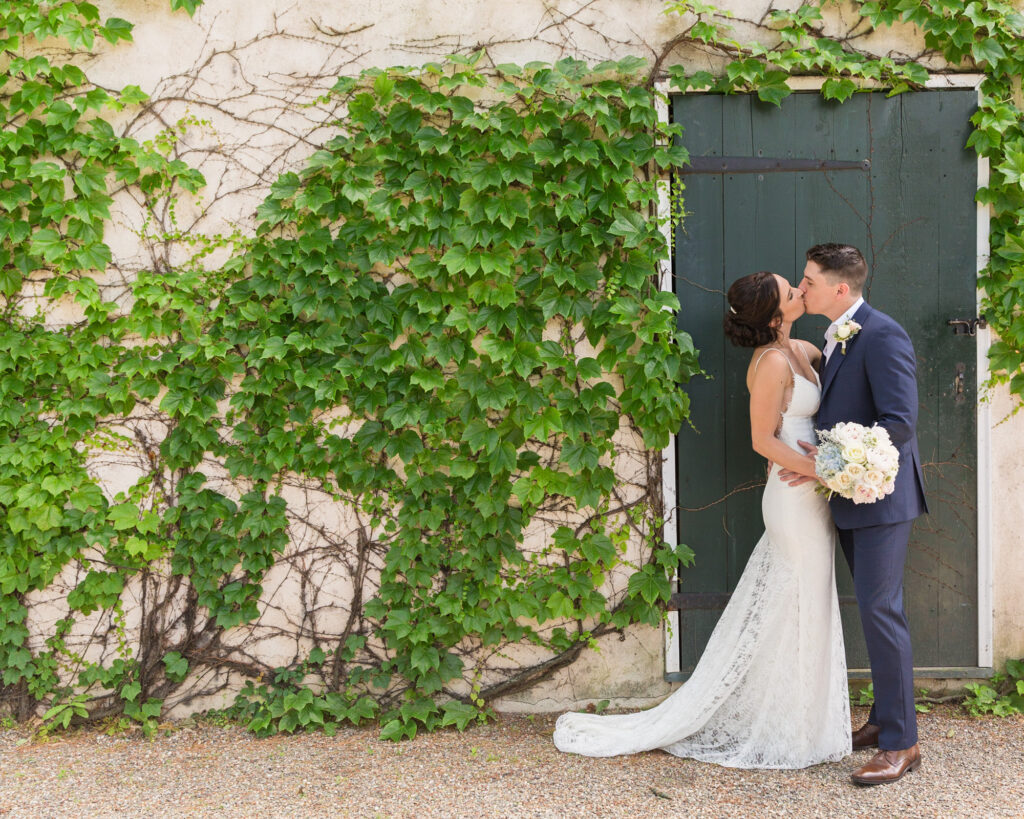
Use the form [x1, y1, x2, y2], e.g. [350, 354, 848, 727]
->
[850, 744, 922, 785]
[851, 722, 880, 750]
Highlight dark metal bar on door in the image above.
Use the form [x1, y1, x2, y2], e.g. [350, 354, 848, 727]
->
[677, 156, 871, 174]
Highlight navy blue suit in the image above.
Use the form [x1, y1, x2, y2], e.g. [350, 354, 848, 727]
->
[817, 302, 927, 750]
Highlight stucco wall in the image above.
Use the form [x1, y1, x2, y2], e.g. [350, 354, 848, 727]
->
[18, 0, 1022, 715]
[990, 388, 1024, 666]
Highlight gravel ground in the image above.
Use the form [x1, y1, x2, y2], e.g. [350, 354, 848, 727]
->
[1, 705, 1022, 818]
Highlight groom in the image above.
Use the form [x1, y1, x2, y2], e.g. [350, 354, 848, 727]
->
[785, 243, 928, 785]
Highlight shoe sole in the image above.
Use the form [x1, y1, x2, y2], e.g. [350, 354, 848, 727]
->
[851, 742, 879, 751]
[850, 759, 922, 786]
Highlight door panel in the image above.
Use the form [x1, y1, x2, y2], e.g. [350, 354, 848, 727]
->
[672, 90, 979, 674]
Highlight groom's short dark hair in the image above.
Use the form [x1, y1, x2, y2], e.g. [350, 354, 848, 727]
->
[806, 243, 868, 294]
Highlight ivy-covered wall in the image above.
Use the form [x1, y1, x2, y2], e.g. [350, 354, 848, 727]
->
[3, 0, 1024, 737]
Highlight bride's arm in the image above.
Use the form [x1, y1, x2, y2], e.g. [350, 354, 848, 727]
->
[748, 352, 817, 479]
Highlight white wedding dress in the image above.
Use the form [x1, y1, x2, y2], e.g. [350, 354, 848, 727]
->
[553, 354, 851, 768]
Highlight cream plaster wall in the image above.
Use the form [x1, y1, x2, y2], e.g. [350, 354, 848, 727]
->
[990, 388, 1024, 666]
[495, 624, 675, 712]
[19, 0, 1023, 715]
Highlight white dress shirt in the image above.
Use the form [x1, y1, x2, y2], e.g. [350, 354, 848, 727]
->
[822, 297, 864, 363]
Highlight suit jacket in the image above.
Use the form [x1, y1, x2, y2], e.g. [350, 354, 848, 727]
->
[816, 302, 928, 529]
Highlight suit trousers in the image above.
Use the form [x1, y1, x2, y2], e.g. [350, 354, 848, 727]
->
[838, 520, 918, 750]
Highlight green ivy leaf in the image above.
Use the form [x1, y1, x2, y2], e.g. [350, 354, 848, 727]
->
[607, 209, 648, 247]
[997, 151, 1024, 187]
[124, 536, 162, 560]
[160, 389, 195, 416]
[0, 268, 22, 297]
[69, 484, 105, 512]
[29, 229, 66, 264]
[410, 369, 445, 390]
[439, 700, 477, 730]
[27, 504, 64, 531]
[108, 503, 140, 530]
[756, 72, 793, 106]
[101, 17, 134, 43]
[561, 440, 600, 472]
[626, 566, 670, 605]
[163, 652, 189, 682]
[821, 77, 858, 102]
[119, 84, 149, 105]
[972, 38, 1005, 67]
[169, 0, 203, 15]
[388, 102, 421, 134]
[379, 718, 416, 742]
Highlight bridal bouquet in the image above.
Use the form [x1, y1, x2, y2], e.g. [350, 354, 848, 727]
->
[814, 422, 899, 504]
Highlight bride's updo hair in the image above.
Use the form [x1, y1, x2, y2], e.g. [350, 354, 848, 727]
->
[723, 271, 782, 348]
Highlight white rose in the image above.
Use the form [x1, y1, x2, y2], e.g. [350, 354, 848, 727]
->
[831, 470, 856, 495]
[863, 469, 884, 486]
[835, 324, 853, 340]
[853, 484, 878, 504]
[845, 463, 866, 480]
[842, 444, 867, 464]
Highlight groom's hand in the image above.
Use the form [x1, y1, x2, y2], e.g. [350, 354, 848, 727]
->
[778, 441, 819, 487]
[797, 440, 818, 457]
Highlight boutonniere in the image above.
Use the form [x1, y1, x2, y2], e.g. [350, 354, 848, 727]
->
[832, 320, 862, 354]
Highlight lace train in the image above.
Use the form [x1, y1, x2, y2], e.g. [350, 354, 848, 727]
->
[553, 365, 851, 768]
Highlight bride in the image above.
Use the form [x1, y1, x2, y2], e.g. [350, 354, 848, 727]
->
[553, 271, 851, 769]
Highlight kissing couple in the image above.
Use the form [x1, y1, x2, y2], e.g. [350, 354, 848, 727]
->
[554, 243, 928, 785]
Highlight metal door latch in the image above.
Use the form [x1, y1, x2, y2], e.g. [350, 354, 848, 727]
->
[954, 362, 966, 403]
[947, 318, 987, 336]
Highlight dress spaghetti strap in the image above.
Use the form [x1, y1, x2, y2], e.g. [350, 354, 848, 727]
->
[753, 347, 795, 375]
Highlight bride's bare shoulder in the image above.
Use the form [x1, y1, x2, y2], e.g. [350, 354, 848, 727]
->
[746, 346, 789, 385]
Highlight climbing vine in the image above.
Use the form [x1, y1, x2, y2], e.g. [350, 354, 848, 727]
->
[0, 1, 204, 725]
[179, 55, 700, 738]
[3, 0, 1024, 740]
[1, 1, 699, 738]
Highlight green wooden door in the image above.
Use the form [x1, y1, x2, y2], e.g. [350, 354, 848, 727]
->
[671, 90, 980, 675]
